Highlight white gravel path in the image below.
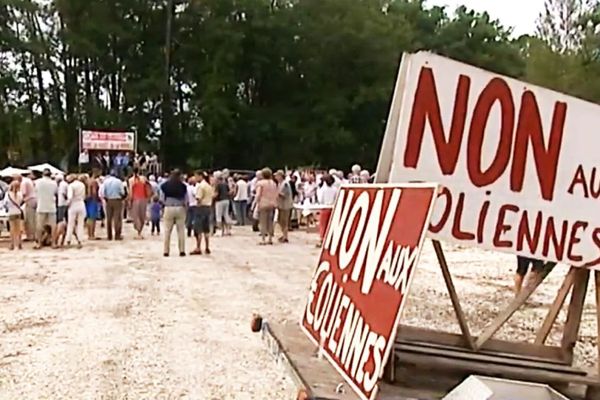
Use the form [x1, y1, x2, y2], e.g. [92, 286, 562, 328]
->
[0, 224, 596, 399]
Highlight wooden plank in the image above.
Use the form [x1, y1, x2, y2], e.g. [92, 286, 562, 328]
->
[394, 350, 600, 387]
[432, 240, 475, 350]
[561, 268, 590, 364]
[264, 321, 453, 400]
[261, 322, 314, 398]
[586, 385, 600, 400]
[397, 326, 567, 363]
[383, 348, 396, 383]
[594, 271, 600, 375]
[265, 322, 361, 400]
[394, 342, 586, 375]
[535, 267, 577, 345]
[474, 263, 554, 350]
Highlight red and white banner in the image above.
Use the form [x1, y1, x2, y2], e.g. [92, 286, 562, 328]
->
[377, 52, 600, 267]
[80, 130, 136, 151]
[301, 184, 437, 400]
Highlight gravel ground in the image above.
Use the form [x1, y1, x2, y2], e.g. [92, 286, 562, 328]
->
[0, 224, 597, 399]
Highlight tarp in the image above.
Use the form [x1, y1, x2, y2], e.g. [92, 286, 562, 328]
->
[0, 166, 30, 177]
[28, 163, 64, 176]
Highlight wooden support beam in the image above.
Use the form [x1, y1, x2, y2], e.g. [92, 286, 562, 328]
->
[383, 348, 396, 383]
[431, 240, 475, 350]
[474, 263, 554, 350]
[395, 342, 586, 375]
[595, 271, 600, 376]
[394, 350, 600, 387]
[561, 268, 590, 364]
[397, 326, 567, 363]
[535, 267, 577, 345]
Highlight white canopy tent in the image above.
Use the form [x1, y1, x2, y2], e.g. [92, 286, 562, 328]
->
[28, 163, 64, 176]
[0, 166, 30, 178]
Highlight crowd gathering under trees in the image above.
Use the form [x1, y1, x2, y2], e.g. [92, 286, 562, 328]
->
[0, 163, 369, 256]
[0, 0, 599, 171]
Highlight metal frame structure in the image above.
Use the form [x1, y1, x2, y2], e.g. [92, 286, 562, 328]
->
[385, 239, 600, 399]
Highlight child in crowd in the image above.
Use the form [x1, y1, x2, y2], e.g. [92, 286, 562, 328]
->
[150, 196, 162, 235]
[38, 224, 55, 248]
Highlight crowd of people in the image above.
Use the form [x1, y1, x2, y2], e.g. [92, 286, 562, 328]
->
[0, 163, 374, 256]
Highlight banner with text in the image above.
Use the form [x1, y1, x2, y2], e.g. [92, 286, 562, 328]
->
[80, 130, 136, 152]
[378, 52, 600, 267]
[300, 184, 437, 400]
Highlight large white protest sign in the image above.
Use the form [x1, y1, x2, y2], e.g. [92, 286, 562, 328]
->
[80, 130, 136, 152]
[377, 52, 600, 267]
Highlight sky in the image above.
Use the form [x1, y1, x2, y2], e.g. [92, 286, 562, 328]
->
[426, 0, 546, 36]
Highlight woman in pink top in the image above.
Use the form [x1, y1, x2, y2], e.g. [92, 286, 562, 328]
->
[255, 167, 278, 245]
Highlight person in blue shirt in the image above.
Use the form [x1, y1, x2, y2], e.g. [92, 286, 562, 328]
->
[150, 196, 162, 235]
[122, 152, 130, 176]
[161, 169, 188, 257]
[113, 153, 123, 177]
[101, 170, 125, 240]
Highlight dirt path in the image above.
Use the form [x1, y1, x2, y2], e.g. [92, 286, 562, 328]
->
[0, 226, 318, 399]
[0, 225, 596, 399]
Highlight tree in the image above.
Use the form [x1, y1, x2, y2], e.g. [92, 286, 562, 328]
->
[537, 0, 594, 53]
[0, 0, 540, 171]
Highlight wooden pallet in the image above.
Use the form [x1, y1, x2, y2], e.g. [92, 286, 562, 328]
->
[260, 320, 447, 399]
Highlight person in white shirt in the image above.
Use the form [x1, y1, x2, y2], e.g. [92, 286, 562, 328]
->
[186, 176, 198, 237]
[303, 174, 318, 203]
[233, 175, 249, 226]
[65, 174, 86, 248]
[78, 150, 90, 171]
[34, 169, 58, 248]
[360, 170, 371, 183]
[329, 169, 342, 189]
[349, 164, 362, 184]
[249, 170, 261, 200]
[5, 180, 23, 250]
[20, 173, 37, 241]
[334, 170, 347, 186]
[56, 174, 69, 223]
[317, 174, 338, 247]
[249, 170, 262, 231]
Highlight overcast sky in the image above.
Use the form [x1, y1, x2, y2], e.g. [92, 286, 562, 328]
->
[426, 0, 545, 36]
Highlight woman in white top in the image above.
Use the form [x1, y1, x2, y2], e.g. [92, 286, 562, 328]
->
[317, 174, 339, 247]
[65, 174, 87, 247]
[5, 180, 23, 250]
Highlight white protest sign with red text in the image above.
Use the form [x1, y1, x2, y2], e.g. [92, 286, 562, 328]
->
[301, 184, 437, 400]
[377, 52, 600, 267]
[81, 130, 136, 151]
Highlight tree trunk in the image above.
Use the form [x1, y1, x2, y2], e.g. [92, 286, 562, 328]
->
[161, 0, 175, 167]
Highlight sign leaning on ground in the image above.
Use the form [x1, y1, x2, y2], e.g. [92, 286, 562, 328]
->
[80, 130, 136, 152]
[301, 184, 437, 400]
[377, 51, 600, 267]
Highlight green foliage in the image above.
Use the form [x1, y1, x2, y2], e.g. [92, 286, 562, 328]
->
[1, 0, 595, 171]
[525, 0, 600, 103]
